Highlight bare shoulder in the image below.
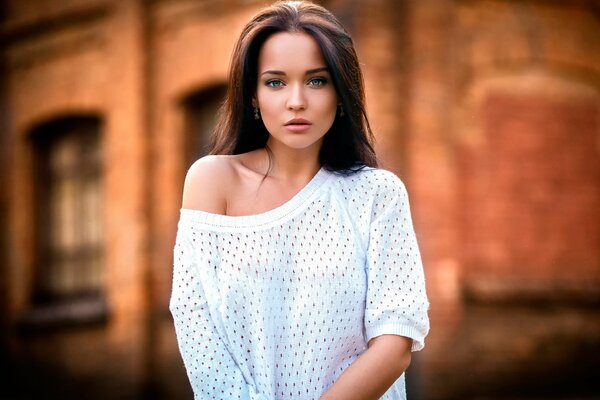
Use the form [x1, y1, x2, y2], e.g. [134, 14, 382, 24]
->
[182, 155, 235, 214]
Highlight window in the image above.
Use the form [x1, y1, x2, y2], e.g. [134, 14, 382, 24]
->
[183, 85, 226, 168]
[24, 117, 106, 329]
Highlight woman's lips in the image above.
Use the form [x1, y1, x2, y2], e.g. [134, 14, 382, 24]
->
[284, 118, 312, 133]
[285, 123, 311, 132]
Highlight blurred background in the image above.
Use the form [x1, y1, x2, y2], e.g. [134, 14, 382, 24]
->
[0, 0, 599, 399]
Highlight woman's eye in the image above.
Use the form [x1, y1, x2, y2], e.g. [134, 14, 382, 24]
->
[266, 80, 284, 88]
[308, 77, 327, 87]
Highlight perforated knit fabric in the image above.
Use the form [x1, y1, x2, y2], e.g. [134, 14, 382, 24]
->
[170, 166, 429, 400]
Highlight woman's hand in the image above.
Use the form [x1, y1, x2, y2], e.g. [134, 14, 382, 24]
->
[319, 335, 412, 400]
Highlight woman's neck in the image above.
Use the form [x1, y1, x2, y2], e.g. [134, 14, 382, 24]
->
[263, 140, 322, 183]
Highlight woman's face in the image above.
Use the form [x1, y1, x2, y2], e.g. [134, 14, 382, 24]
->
[255, 31, 338, 154]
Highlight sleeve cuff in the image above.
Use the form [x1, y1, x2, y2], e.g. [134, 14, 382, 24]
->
[366, 323, 426, 352]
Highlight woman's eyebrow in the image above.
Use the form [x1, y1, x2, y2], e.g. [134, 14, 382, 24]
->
[306, 67, 329, 74]
[261, 70, 286, 76]
[260, 67, 329, 76]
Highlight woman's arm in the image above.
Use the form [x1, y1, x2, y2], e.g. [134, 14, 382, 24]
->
[323, 172, 429, 399]
[320, 335, 413, 400]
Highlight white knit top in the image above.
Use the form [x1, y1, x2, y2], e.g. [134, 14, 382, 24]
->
[170, 166, 429, 400]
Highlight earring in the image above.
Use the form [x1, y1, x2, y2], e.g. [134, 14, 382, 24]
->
[339, 104, 344, 117]
[254, 106, 260, 120]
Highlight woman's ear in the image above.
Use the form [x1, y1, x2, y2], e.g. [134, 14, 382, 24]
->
[252, 98, 258, 108]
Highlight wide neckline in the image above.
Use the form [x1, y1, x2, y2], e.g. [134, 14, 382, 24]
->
[180, 166, 331, 229]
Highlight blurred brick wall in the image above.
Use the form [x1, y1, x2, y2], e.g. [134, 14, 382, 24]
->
[463, 78, 599, 301]
[452, 1, 600, 305]
[2, 0, 154, 396]
[1, 0, 599, 399]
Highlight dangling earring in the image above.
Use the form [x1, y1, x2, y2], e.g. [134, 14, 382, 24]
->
[254, 106, 260, 120]
[339, 104, 344, 117]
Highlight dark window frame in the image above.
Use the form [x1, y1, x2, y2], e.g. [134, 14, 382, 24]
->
[21, 116, 108, 332]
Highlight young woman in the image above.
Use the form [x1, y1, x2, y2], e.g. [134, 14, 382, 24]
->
[169, 1, 429, 399]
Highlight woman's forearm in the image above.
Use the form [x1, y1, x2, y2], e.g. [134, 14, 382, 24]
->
[320, 335, 412, 400]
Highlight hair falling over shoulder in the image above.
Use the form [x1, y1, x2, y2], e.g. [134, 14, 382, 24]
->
[209, 0, 378, 173]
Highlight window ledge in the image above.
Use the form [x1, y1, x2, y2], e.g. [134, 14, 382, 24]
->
[18, 296, 109, 333]
[463, 277, 600, 307]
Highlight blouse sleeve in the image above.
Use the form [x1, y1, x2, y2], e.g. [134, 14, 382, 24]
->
[169, 222, 265, 400]
[363, 173, 430, 351]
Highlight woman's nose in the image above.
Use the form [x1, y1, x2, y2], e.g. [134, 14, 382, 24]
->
[286, 84, 307, 110]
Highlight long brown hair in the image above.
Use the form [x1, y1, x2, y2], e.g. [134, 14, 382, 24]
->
[210, 0, 377, 173]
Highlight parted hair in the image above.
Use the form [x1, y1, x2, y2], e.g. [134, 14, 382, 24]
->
[209, 0, 377, 172]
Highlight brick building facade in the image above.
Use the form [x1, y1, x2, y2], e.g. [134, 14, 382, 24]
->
[1, 0, 599, 399]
